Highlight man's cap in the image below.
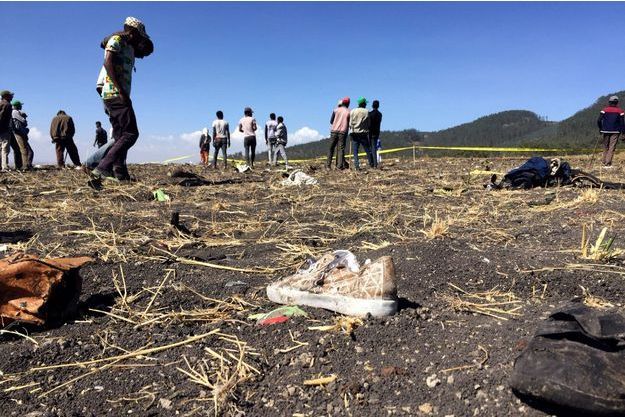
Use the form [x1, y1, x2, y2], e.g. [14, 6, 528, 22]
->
[0, 90, 14, 97]
[342, 97, 350, 105]
[244, 107, 253, 113]
[11, 100, 22, 107]
[357, 96, 368, 105]
[124, 16, 149, 39]
[609, 95, 619, 102]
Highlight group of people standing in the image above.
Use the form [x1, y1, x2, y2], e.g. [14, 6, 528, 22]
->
[327, 97, 382, 170]
[0, 91, 34, 172]
[199, 108, 289, 169]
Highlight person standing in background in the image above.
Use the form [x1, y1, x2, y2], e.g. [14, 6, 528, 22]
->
[0, 90, 14, 172]
[238, 107, 257, 168]
[327, 97, 350, 170]
[93, 121, 108, 148]
[265, 113, 278, 165]
[11, 100, 34, 170]
[50, 110, 81, 168]
[597, 95, 625, 168]
[368, 100, 382, 168]
[273, 116, 290, 169]
[212, 110, 230, 169]
[349, 97, 372, 170]
[199, 127, 210, 165]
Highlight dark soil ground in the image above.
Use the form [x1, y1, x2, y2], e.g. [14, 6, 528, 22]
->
[2, 154, 625, 417]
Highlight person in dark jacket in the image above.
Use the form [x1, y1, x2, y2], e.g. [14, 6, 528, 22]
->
[50, 110, 81, 168]
[368, 100, 382, 168]
[0, 90, 13, 171]
[93, 121, 108, 148]
[597, 95, 625, 168]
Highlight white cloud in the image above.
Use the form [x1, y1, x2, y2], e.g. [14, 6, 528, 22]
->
[289, 126, 324, 145]
[28, 126, 45, 142]
[179, 130, 202, 144]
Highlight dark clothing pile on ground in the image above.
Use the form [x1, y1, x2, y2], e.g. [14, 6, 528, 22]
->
[486, 156, 624, 190]
[511, 303, 625, 416]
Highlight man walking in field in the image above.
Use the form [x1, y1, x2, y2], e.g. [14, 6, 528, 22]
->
[50, 110, 81, 168]
[327, 97, 350, 170]
[368, 100, 382, 168]
[92, 16, 153, 182]
[0, 90, 14, 172]
[350, 97, 372, 170]
[265, 113, 278, 165]
[597, 95, 625, 168]
[212, 111, 230, 169]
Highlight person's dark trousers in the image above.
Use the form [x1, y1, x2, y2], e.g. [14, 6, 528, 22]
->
[368, 134, 379, 168]
[9, 134, 22, 170]
[326, 131, 347, 169]
[351, 133, 373, 170]
[602, 133, 620, 166]
[98, 96, 139, 176]
[244, 136, 256, 167]
[54, 137, 81, 167]
[212, 141, 228, 168]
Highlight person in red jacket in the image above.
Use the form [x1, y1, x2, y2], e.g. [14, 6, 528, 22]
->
[597, 95, 625, 168]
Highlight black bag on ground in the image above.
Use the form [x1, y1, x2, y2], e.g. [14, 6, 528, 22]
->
[510, 303, 625, 416]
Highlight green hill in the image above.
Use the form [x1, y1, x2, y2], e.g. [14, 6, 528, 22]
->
[520, 90, 625, 148]
[431, 110, 551, 147]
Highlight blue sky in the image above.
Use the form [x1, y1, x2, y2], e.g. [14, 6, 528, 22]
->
[2, 1, 624, 163]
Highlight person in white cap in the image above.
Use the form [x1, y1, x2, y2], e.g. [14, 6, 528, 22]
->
[91, 16, 153, 184]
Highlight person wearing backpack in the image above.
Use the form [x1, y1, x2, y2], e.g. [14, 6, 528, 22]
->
[597, 95, 625, 168]
[91, 16, 153, 183]
[11, 100, 33, 170]
[273, 116, 290, 169]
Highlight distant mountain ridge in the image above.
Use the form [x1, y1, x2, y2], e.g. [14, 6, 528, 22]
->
[257, 91, 624, 159]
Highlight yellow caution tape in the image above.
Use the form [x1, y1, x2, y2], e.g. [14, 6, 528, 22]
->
[162, 144, 595, 165]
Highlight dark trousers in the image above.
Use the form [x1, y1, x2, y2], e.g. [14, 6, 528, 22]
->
[212, 141, 228, 168]
[368, 133, 379, 168]
[98, 96, 139, 174]
[327, 131, 347, 168]
[602, 133, 620, 166]
[9, 134, 22, 169]
[55, 137, 81, 167]
[351, 133, 373, 169]
[244, 136, 256, 166]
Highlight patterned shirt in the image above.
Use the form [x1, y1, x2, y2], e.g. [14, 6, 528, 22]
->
[100, 35, 135, 100]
